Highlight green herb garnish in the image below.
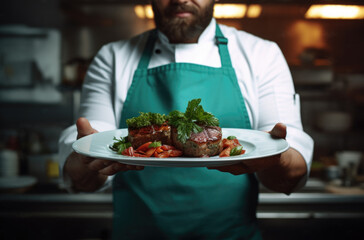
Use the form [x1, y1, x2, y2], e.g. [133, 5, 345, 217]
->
[148, 141, 162, 148]
[109, 136, 131, 154]
[168, 98, 219, 143]
[227, 136, 236, 140]
[126, 112, 167, 128]
[230, 146, 243, 156]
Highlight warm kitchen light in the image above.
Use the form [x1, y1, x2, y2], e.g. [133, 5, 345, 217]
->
[246, 4, 262, 18]
[134, 5, 146, 19]
[305, 5, 364, 19]
[145, 5, 154, 19]
[214, 4, 247, 18]
[134, 5, 154, 19]
[134, 4, 261, 19]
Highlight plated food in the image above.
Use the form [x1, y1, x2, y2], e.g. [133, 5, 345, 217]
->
[110, 99, 245, 158]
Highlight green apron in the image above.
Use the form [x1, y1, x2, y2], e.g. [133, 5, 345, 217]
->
[113, 24, 261, 240]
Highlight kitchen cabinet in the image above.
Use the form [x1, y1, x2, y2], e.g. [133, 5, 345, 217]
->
[0, 24, 73, 178]
[293, 71, 364, 165]
[0, 88, 80, 177]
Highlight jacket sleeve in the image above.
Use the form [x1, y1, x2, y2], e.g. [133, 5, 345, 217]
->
[255, 41, 314, 190]
[57, 44, 118, 191]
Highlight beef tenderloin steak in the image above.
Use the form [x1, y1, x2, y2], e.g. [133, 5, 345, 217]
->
[171, 126, 223, 157]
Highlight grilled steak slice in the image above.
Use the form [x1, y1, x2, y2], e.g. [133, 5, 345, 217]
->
[128, 123, 171, 149]
[172, 126, 223, 157]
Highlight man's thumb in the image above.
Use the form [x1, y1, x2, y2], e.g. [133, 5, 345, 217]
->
[76, 117, 98, 139]
[270, 123, 287, 139]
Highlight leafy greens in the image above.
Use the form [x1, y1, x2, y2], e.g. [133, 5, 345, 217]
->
[126, 112, 167, 128]
[168, 98, 219, 143]
[109, 136, 131, 154]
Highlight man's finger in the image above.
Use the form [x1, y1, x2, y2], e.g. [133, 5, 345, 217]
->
[98, 163, 144, 175]
[88, 159, 110, 171]
[76, 117, 98, 139]
[269, 123, 286, 139]
[208, 163, 250, 175]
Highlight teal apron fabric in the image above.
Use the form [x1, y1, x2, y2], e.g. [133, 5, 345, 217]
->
[112, 24, 261, 240]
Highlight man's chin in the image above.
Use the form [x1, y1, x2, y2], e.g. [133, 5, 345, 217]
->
[169, 15, 195, 26]
[157, 14, 208, 42]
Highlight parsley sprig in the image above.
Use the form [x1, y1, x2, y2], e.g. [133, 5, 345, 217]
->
[168, 99, 219, 143]
[148, 141, 162, 148]
[109, 136, 131, 154]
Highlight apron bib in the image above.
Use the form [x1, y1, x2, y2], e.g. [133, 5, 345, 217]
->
[112, 24, 261, 240]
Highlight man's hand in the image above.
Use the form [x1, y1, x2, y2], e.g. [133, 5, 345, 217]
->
[207, 123, 307, 194]
[207, 123, 286, 175]
[64, 117, 144, 192]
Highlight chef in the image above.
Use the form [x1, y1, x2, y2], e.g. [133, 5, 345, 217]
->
[59, 0, 314, 239]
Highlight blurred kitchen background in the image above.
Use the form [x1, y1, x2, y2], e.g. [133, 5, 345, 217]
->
[1, 0, 364, 239]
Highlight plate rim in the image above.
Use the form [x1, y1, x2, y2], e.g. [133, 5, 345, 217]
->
[72, 128, 289, 167]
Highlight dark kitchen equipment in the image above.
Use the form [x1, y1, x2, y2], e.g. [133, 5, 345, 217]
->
[0, 60, 43, 88]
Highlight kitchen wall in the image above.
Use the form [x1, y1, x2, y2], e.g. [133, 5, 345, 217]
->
[220, 14, 364, 159]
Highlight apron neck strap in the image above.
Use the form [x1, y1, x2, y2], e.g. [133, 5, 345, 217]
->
[137, 29, 158, 70]
[137, 23, 233, 70]
[215, 24, 232, 68]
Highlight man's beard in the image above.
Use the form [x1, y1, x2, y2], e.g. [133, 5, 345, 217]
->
[152, 1, 214, 43]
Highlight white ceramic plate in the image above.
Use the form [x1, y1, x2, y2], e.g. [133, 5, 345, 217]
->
[72, 128, 289, 167]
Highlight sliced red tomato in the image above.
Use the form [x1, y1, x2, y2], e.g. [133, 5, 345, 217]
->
[168, 149, 183, 157]
[136, 142, 153, 152]
[134, 152, 146, 157]
[122, 146, 134, 156]
[145, 147, 156, 157]
[222, 139, 240, 149]
[122, 139, 242, 158]
[219, 147, 231, 157]
[161, 145, 176, 151]
[155, 146, 164, 153]
[134, 150, 145, 155]
[154, 151, 170, 158]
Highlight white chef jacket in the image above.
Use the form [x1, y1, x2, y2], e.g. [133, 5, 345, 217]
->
[58, 18, 314, 191]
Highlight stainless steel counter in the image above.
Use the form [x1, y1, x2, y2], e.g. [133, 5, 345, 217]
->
[2, 176, 364, 218]
[1, 191, 364, 204]
[2, 192, 364, 219]
[1, 180, 364, 240]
